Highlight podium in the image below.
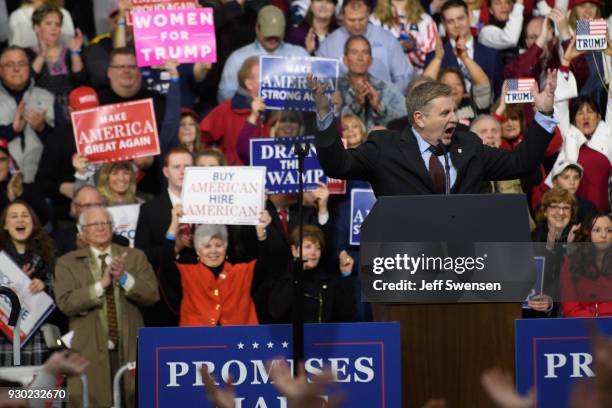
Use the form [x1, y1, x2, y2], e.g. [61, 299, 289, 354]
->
[361, 194, 532, 407]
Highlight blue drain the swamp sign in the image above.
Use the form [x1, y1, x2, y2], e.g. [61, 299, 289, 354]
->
[138, 322, 401, 407]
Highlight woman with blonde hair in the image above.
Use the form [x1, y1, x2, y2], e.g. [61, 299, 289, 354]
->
[341, 114, 367, 149]
[96, 161, 140, 206]
[370, 0, 437, 72]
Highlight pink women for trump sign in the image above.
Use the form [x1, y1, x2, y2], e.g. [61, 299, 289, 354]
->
[132, 8, 217, 67]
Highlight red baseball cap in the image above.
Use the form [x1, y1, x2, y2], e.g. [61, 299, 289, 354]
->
[180, 107, 199, 122]
[69, 87, 100, 112]
[568, 0, 601, 9]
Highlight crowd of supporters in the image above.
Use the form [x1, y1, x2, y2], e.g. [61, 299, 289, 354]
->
[0, 0, 610, 396]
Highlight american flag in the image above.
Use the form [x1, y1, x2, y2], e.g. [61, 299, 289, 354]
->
[506, 78, 535, 92]
[576, 19, 608, 36]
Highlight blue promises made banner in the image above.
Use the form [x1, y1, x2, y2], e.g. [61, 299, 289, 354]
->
[259, 56, 339, 111]
[138, 322, 401, 407]
[250, 136, 327, 194]
[516, 317, 612, 407]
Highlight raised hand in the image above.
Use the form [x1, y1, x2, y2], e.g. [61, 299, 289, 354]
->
[167, 204, 184, 251]
[532, 69, 557, 115]
[118, 0, 133, 14]
[270, 359, 345, 408]
[310, 182, 329, 212]
[527, 294, 553, 312]
[107, 252, 128, 281]
[365, 82, 382, 113]
[7, 171, 23, 202]
[535, 16, 553, 49]
[548, 8, 570, 40]
[568, 223, 581, 243]
[256, 210, 272, 241]
[24, 107, 47, 132]
[481, 368, 535, 408]
[306, 73, 331, 117]
[455, 35, 467, 59]
[100, 262, 112, 289]
[248, 97, 266, 124]
[330, 91, 343, 111]
[305, 27, 317, 55]
[12, 101, 26, 133]
[339, 250, 354, 274]
[433, 34, 445, 61]
[43, 350, 90, 377]
[72, 154, 89, 175]
[29, 278, 45, 294]
[562, 37, 585, 65]
[164, 58, 180, 78]
[68, 29, 84, 52]
[22, 263, 34, 277]
[200, 366, 236, 408]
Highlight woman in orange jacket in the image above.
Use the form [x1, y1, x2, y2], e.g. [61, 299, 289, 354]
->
[165, 204, 271, 326]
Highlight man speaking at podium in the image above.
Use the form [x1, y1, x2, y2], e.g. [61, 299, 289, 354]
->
[311, 70, 558, 196]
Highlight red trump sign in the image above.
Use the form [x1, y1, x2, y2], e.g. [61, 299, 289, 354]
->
[71, 99, 160, 164]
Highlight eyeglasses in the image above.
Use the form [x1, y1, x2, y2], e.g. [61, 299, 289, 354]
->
[1, 62, 28, 69]
[548, 204, 572, 213]
[81, 221, 112, 229]
[109, 64, 138, 71]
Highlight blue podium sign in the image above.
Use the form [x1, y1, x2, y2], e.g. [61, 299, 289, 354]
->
[516, 317, 612, 407]
[138, 322, 401, 407]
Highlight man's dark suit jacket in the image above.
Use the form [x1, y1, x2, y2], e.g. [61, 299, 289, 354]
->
[425, 40, 503, 98]
[135, 190, 196, 327]
[315, 119, 554, 197]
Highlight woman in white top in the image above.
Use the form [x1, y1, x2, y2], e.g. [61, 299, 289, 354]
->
[478, 0, 525, 51]
[549, 39, 612, 211]
[8, 0, 75, 48]
[369, 0, 437, 72]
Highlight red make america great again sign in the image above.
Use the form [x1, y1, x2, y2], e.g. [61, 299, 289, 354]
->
[71, 99, 160, 164]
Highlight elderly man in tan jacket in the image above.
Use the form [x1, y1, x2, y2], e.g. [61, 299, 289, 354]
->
[55, 206, 159, 407]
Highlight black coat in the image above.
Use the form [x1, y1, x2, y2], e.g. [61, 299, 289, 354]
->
[315, 119, 554, 196]
[135, 191, 197, 326]
[251, 200, 329, 323]
[268, 263, 356, 324]
[35, 124, 76, 223]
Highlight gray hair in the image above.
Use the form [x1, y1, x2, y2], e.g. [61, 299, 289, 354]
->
[193, 224, 228, 250]
[78, 206, 113, 230]
[405, 81, 452, 126]
[470, 114, 501, 133]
